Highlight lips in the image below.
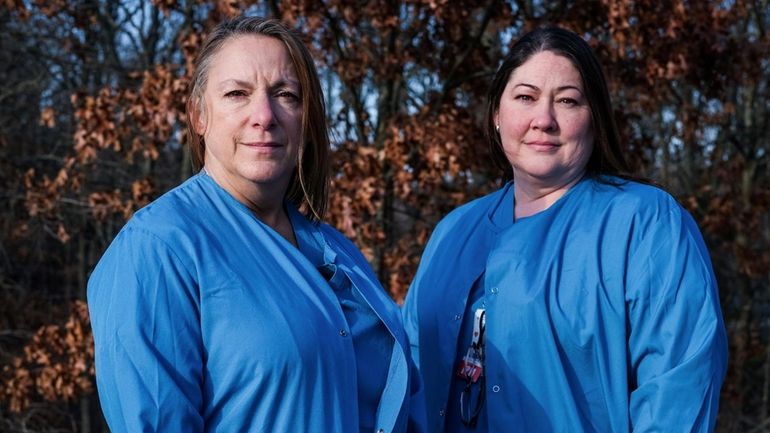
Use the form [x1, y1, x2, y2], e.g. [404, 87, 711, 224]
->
[241, 141, 282, 147]
[526, 141, 560, 150]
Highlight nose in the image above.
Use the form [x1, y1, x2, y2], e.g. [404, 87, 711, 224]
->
[250, 93, 276, 129]
[531, 102, 557, 132]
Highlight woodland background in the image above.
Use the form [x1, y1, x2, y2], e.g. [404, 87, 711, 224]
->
[0, 0, 767, 431]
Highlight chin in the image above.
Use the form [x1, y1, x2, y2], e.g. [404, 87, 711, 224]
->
[237, 167, 292, 186]
[237, 161, 286, 178]
[517, 165, 563, 179]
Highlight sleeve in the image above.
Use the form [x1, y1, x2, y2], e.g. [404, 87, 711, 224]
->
[405, 345, 428, 433]
[402, 216, 450, 371]
[402, 288, 421, 368]
[402, 293, 428, 433]
[403, 220, 456, 433]
[626, 207, 728, 432]
[87, 227, 204, 433]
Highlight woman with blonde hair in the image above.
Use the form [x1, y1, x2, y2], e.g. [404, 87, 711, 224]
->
[89, 15, 425, 433]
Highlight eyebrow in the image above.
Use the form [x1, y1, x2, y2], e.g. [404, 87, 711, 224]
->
[513, 83, 583, 93]
[215, 79, 249, 91]
[216, 78, 300, 90]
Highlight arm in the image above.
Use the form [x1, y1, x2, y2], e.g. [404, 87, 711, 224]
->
[87, 228, 204, 433]
[626, 208, 728, 432]
[402, 288, 421, 369]
[405, 336, 428, 433]
[402, 280, 428, 433]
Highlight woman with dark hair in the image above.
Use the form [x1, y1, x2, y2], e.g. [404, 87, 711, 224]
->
[403, 27, 727, 433]
[88, 16, 425, 433]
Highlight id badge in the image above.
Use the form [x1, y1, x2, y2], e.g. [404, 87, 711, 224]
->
[455, 308, 486, 383]
[456, 347, 483, 383]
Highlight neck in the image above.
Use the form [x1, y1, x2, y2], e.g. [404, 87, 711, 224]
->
[203, 165, 297, 246]
[513, 172, 585, 220]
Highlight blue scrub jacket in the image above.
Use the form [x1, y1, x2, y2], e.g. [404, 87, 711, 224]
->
[403, 177, 727, 433]
[88, 172, 427, 433]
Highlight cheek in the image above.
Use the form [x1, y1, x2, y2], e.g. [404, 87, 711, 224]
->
[579, 141, 594, 163]
[282, 112, 303, 142]
[578, 122, 593, 143]
[563, 115, 593, 144]
[498, 105, 529, 136]
[573, 133, 594, 167]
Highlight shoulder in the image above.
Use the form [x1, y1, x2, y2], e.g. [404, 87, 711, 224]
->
[586, 176, 686, 223]
[440, 186, 508, 223]
[590, 177, 709, 261]
[127, 174, 211, 234]
[430, 186, 508, 240]
[99, 175, 214, 270]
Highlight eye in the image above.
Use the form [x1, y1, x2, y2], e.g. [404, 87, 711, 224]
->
[557, 97, 579, 106]
[276, 90, 300, 101]
[514, 94, 535, 102]
[224, 90, 247, 98]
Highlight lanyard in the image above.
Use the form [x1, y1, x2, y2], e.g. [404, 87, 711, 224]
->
[471, 308, 486, 349]
[458, 308, 486, 427]
[457, 308, 486, 383]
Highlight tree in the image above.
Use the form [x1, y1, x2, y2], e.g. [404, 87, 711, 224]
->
[0, 0, 767, 431]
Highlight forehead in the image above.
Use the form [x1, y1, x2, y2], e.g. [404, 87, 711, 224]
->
[208, 34, 298, 80]
[509, 51, 582, 86]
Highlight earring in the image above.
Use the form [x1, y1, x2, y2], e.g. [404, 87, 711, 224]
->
[495, 124, 500, 133]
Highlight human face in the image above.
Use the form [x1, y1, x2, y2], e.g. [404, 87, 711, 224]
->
[495, 51, 593, 189]
[195, 35, 302, 199]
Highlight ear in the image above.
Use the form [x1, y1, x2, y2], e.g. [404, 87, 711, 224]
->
[190, 97, 207, 135]
[494, 111, 500, 129]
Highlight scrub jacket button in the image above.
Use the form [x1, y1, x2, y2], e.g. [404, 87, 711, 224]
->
[453, 314, 461, 321]
[439, 408, 445, 417]
[339, 329, 347, 337]
[492, 384, 501, 392]
[377, 429, 385, 433]
[490, 286, 499, 294]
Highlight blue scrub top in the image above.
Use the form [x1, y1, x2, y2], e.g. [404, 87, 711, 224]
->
[290, 205, 395, 432]
[404, 176, 727, 433]
[88, 172, 426, 433]
[441, 184, 512, 433]
[444, 273, 488, 432]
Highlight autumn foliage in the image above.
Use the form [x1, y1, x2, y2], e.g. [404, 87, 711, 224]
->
[0, 0, 768, 432]
[1, 301, 93, 413]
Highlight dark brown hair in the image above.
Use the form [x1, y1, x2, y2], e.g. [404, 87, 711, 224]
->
[186, 16, 329, 220]
[485, 27, 632, 181]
